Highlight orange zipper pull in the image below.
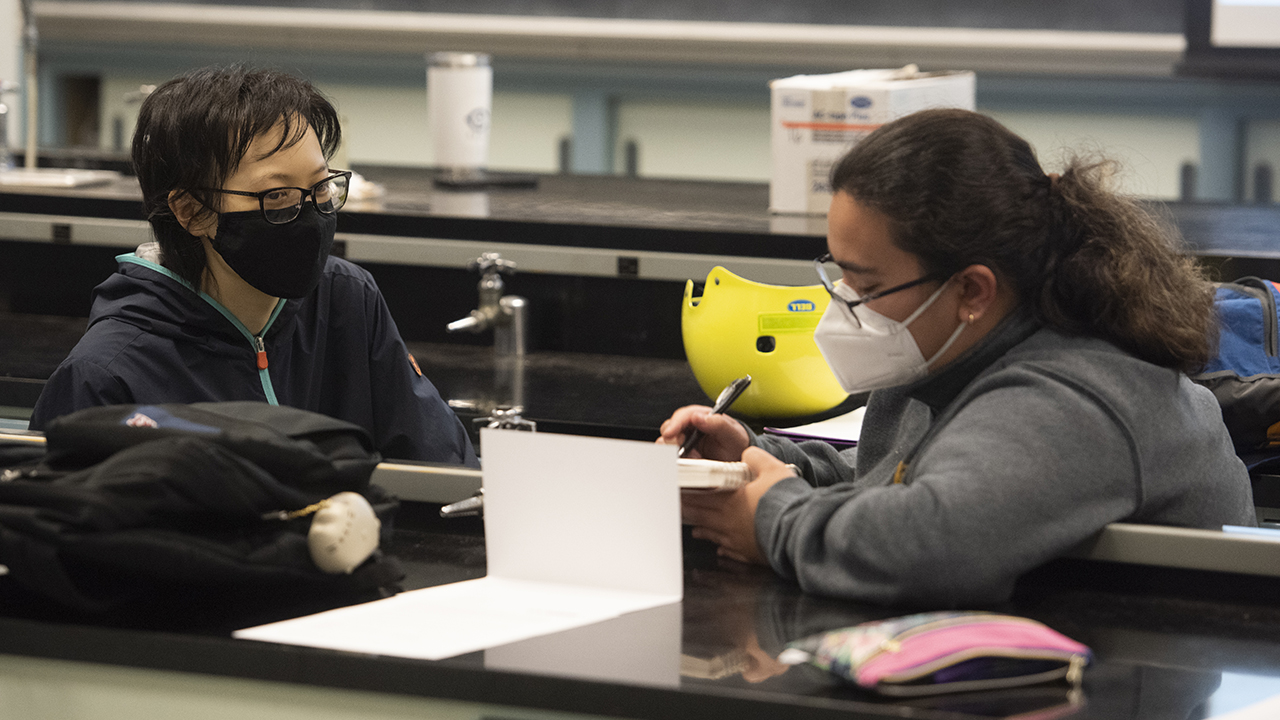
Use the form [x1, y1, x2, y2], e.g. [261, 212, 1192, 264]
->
[255, 336, 268, 370]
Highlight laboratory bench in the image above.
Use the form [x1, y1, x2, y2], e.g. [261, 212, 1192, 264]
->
[4, 312, 1280, 720]
[4, 500, 1280, 720]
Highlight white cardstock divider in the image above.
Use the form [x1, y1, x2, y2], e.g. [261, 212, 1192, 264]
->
[233, 429, 683, 661]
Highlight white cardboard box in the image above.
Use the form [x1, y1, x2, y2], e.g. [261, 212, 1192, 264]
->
[769, 66, 976, 215]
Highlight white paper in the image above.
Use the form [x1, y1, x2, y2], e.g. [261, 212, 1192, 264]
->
[486, 599, 682, 686]
[765, 406, 865, 444]
[1209, 693, 1280, 720]
[235, 430, 683, 660]
[482, 429, 683, 598]
[235, 577, 676, 661]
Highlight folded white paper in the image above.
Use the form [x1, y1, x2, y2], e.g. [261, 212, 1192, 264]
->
[235, 430, 683, 660]
[482, 429, 683, 597]
[485, 596, 682, 686]
[235, 577, 676, 661]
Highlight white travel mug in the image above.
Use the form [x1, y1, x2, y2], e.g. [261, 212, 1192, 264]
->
[427, 52, 492, 181]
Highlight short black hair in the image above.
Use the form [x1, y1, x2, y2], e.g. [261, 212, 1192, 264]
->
[131, 65, 341, 288]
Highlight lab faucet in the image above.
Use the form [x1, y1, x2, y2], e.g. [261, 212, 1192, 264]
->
[447, 252, 528, 358]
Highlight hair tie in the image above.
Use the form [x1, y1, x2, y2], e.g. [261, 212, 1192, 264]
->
[1046, 172, 1061, 192]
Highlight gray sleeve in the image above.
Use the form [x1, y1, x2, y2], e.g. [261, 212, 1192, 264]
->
[753, 372, 1139, 606]
[753, 431, 857, 488]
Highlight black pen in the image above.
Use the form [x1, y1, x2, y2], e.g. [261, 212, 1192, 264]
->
[678, 375, 752, 459]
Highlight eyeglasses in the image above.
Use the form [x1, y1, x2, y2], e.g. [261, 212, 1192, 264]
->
[202, 170, 352, 225]
[814, 253, 939, 328]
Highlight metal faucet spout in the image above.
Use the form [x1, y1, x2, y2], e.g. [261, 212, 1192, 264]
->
[447, 252, 528, 357]
[447, 307, 499, 333]
[446, 315, 480, 333]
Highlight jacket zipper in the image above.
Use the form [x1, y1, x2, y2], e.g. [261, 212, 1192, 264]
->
[255, 335, 269, 370]
[112, 254, 283, 403]
[250, 329, 280, 405]
[212, 308, 283, 405]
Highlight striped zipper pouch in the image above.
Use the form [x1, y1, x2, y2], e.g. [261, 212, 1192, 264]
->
[778, 611, 1091, 696]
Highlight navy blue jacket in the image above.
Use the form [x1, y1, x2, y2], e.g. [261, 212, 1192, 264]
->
[30, 251, 478, 467]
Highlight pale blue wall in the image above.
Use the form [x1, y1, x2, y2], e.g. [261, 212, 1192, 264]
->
[36, 42, 1280, 201]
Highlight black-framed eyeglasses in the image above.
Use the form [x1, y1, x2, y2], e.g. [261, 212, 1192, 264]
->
[814, 253, 939, 328]
[202, 170, 352, 225]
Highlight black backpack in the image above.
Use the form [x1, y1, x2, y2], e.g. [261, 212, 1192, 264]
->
[0, 402, 404, 622]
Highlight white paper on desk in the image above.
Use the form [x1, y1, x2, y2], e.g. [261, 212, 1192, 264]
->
[1208, 693, 1280, 720]
[764, 406, 865, 445]
[486, 597, 682, 686]
[235, 429, 682, 660]
[233, 577, 674, 661]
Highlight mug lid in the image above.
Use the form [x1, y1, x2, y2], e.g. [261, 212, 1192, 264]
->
[428, 52, 491, 68]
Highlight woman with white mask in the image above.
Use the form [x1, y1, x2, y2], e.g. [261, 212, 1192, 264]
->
[661, 108, 1254, 605]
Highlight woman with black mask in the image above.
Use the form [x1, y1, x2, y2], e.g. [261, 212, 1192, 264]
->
[30, 65, 478, 468]
[661, 109, 1254, 605]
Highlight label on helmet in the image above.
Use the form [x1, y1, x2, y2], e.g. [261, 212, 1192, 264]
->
[759, 313, 822, 333]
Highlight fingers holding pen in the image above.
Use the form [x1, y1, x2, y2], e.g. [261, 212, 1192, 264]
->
[658, 405, 712, 454]
[657, 405, 750, 462]
[691, 412, 752, 461]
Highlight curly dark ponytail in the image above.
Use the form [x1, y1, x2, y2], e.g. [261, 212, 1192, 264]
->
[830, 108, 1214, 373]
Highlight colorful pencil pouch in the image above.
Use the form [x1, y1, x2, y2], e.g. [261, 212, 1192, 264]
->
[777, 611, 1091, 696]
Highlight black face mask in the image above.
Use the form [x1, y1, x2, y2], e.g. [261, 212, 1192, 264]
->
[207, 205, 336, 299]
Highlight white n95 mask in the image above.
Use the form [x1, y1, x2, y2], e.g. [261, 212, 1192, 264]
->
[812, 280, 966, 394]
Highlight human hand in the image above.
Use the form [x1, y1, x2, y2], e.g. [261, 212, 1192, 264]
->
[740, 634, 793, 683]
[657, 405, 751, 461]
[681, 447, 797, 564]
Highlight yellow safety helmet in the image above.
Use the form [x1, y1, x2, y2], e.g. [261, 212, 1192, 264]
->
[682, 266, 847, 418]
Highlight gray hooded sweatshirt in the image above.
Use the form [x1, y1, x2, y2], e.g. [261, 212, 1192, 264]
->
[753, 309, 1256, 606]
